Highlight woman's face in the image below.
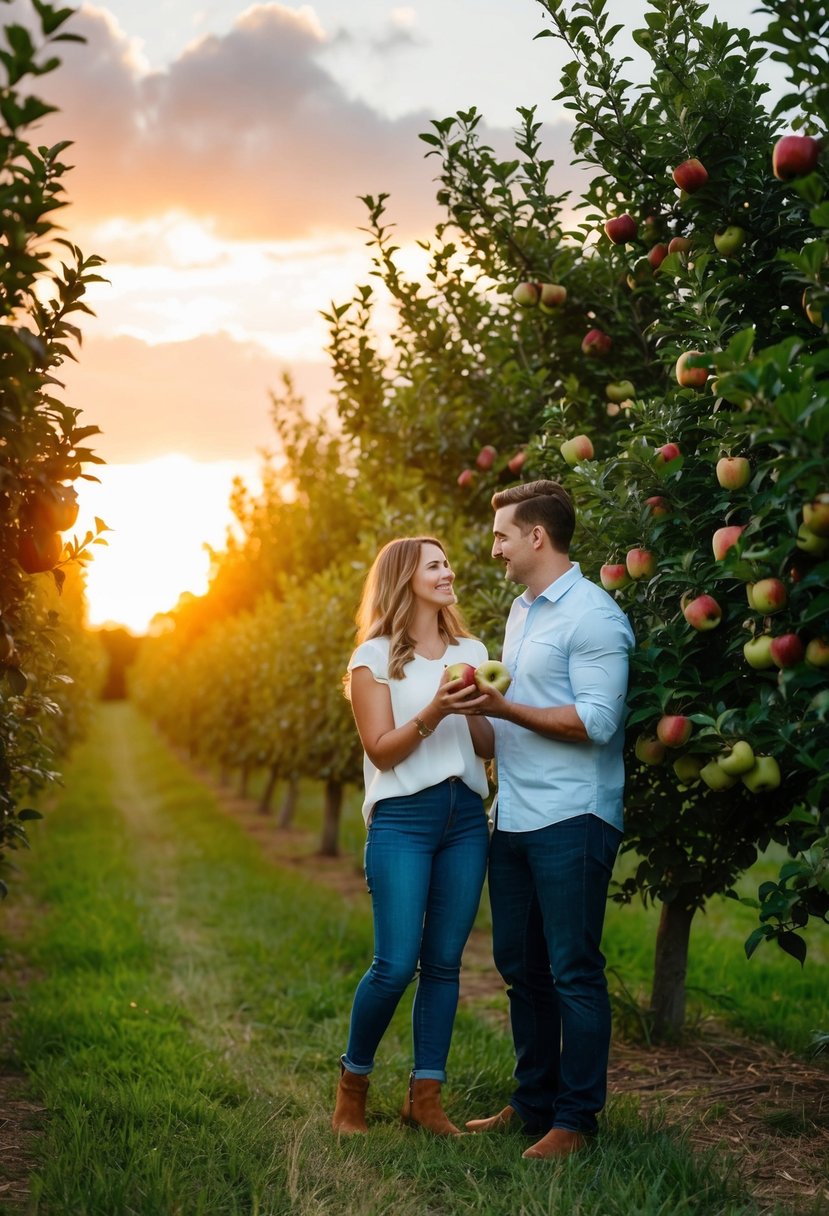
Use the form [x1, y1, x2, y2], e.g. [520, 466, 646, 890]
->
[409, 542, 456, 609]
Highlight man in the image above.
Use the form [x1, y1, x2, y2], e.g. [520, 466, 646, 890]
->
[462, 479, 634, 1160]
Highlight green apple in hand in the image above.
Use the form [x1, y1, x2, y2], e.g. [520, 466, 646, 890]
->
[475, 660, 511, 694]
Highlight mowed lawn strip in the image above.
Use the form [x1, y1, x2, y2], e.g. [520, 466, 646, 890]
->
[2, 704, 780, 1215]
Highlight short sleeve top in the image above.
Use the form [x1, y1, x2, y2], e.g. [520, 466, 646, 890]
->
[348, 635, 491, 823]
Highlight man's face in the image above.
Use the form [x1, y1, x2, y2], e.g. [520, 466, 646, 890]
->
[492, 504, 537, 585]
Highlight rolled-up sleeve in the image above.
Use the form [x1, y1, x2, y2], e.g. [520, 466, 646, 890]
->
[570, 611, 633, 745]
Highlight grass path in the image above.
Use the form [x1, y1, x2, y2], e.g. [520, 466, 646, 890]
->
[0, 704, 824, 1215]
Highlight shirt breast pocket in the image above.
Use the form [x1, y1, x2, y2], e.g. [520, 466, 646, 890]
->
[522, 638, 567, 683]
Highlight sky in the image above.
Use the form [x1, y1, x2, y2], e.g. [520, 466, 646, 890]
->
[22, 0, 776, 630]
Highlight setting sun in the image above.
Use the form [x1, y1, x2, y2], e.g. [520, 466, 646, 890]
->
[76, 455, 260, 633]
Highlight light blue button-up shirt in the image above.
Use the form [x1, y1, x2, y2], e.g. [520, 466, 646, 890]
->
[492, 562, 635, 833]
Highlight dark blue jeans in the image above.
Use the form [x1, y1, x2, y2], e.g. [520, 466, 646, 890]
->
[342, 778, 489, 1081]
[488, 813, 621, 1134]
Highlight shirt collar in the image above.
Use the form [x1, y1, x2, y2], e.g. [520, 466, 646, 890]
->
[520, 561, 582, 606]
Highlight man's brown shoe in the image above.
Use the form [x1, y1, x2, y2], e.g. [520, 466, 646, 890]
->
[522, 1128, 586, 1159]
[465, 1106, 516, 1133]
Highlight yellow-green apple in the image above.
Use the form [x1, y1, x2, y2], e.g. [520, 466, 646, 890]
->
[655, 442, 681, 468]
[750, 577, 787, 614]
[803, 289, 825, 328]
[716, 456, 751, 489]
[743, 634, 775, 669]
[475, 444, 497, 471]
[512, 282, 540, 307]
[507, 450, 527, 475]
[600, 563, 630, 591]
[770, 633, 804, 669]
[626, 548, 656, 579]
[712, 524, 745, 560]
[803, 493, 829, 536]
[673, 754, 704, 784]
[672, 158, 709, 193]
[539, 283, 567, 312]
[635, 735, 665, 765]
[699, 759, 738, 791]
[560, 435, 594, 466]
[668, 235, 692, 254]
[717, 740, 755, 776]
[445, 662, 477, 689]
[457, 468, 476, 488]
[675, 350, 709, 388]
[772, 134, 820, 181]
[796, 522, 829, 556]
[805, 637, 829, 668]
[656, 714, 693, 748]
[682, 593, 723, 630]
[645, 495, 670, 518]
[647, 243, 669, 270]
[604, 214, 637, 244]
[713, 226, 746, 256]
[475, 660, 511, 694]
[741, 755, 781, 793]
[606, 380, 635, 403]
[581, 328, 612, 357]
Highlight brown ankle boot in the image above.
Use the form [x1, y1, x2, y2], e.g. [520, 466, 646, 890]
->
[401, 1073, 463, 1136]
[332, 1064, 369, 1134]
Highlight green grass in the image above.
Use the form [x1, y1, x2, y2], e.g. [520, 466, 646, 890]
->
[0, 704, 818, 1215]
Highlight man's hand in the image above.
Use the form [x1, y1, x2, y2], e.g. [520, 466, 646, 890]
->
[450, 680, 508, 718]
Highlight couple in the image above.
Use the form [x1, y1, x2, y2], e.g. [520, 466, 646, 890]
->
[332, 480, 634, 1160]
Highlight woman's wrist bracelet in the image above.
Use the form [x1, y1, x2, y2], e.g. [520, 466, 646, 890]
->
[413, 715, 434, 738]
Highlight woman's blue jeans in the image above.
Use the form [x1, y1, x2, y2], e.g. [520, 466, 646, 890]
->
[488, 812, 622, 1135]
[342, 778, 489, 1082]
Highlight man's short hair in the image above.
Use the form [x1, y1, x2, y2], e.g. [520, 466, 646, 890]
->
[491, 480, 576, 553]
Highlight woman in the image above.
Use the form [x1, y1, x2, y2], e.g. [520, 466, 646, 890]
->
[332, 536, 493, 1137]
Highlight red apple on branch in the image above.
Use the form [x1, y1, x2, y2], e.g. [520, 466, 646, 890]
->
[654, 443, 681, 469]
[539, 283, 567, 311]
[604, 214, 638, 244]
[716, 457, 750, 490]
[805, 638, 829, 668]
[560, 435, 594, 466]
[507, 450, 527, 475]
[645, 496, 670, 518]
[672, 158, 709, 193]
[17, 528, 64, 574]
[600, 563, 630, 591]
[475, 445, 497, 471]
[712, 525, 745, 560]
[682, 593, 723, 630]
[770, 633, 804, 669]
[626, 548, 656, 580]
[647, 243, 669, 270]
[635, 735, 665, 766]
[675, 351, 710, 388]
[667, 236, 692, 254]
[750, 578, 787, 614]
[802, 492, 829, 536]
[581, 328, 612, 357]
[457, 469, 476, 488]
[656, 715, 693, 748]
[772, 134, 820, 181]
[512, 282, 540, 307]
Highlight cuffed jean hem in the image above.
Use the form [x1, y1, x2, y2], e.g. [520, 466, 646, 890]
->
[412, 1068, 446, 1082]
[340, 1054, 373, 1076]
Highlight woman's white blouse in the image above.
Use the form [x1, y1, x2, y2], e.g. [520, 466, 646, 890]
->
[348, 635, 491, 823]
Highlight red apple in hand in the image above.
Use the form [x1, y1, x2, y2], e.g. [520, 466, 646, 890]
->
[445, 662, 478, 689]
[656, 715, 693, 748]
[682, 593, 722, 630]
[560, 435, 594, 466]
[772, 134, 820, 181]
[604, 214, 638, 244]
[672, 158, 709, 193]
[475, 660, 511, 694]
[716, 457, 750, 490]
[600, 563, 630, 591]
[626, 548, 656, 580]
[581, 329, 612, 357]
[712, 525, 745, 560]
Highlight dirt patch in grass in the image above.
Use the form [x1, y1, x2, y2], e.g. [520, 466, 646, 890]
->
[211, 778, 829, 1216]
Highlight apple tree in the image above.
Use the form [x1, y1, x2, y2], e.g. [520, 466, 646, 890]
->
[0, 1, 106, 894]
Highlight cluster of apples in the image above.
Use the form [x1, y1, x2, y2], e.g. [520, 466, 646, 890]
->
[16, 482, 79, 574]
[512, 281, 567, 312]
[446, 659, 512, 695]
[457, 444, 528, 488]
[635, 715, 782, 793]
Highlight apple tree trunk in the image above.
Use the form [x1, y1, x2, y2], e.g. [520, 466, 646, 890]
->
[238, 764, 250, 798]
[277, 776, 299, 829]
[258, 765, 279, 814]
[319, 779, 343, 857]
[649, 899, 696, 1041]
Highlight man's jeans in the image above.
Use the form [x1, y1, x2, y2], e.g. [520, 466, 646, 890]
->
[343, 778, 489, 1081]
[488, 812, 622, 1134]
